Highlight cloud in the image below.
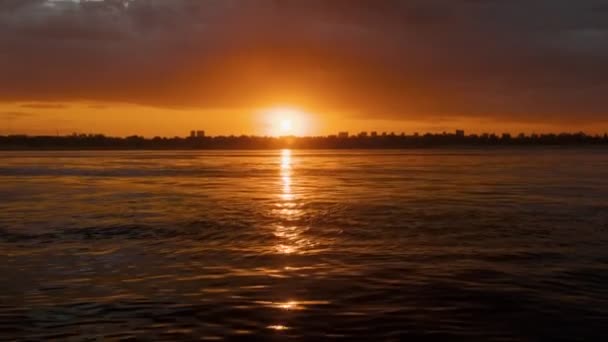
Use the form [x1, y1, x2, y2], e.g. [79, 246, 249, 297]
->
[0, 0, 607, 123]
[0, 111, 37, 119]
[20, 102, 69, 109]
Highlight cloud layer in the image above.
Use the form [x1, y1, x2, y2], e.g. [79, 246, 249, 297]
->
[1, 0, 608, 123]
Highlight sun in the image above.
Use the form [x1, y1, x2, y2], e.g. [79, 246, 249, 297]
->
[262, 106, 312, 136]
[280, 118, 293, 134]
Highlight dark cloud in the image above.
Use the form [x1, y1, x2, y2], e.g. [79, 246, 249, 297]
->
[1, 0, 607, 123]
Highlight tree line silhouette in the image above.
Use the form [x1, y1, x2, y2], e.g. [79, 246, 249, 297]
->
[1, 132, 607, 150]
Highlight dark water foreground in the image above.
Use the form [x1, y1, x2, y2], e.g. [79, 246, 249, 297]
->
[1, 149, 607, 340]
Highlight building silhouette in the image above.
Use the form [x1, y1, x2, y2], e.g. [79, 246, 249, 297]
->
[190, 130, 206, 138]
[3, 131, 608, 150]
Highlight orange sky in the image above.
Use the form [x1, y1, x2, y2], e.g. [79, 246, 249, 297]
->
[1, 102, 606, 138]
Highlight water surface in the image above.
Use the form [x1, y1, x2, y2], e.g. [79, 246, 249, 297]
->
[1, 149, 608, 340]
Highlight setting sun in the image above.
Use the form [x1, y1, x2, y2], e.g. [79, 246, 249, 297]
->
[262, 107, 313, 136]
[280, 119, 293, 134]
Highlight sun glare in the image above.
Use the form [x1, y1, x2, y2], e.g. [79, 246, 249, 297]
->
[280, 119, 293, 134]
[262, 107, 312, 136]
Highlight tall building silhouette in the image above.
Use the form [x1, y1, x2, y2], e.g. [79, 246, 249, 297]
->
[190, 130, 205, 138]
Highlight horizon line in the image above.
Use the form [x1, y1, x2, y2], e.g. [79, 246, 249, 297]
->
[2, 130, 608, 139]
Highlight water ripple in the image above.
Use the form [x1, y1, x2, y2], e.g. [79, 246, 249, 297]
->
[1, 149, 608, 340]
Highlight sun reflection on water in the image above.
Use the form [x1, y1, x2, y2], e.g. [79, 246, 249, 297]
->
[273, 149, 311, 255]
[280, 149, 294, 201]
[268, 149, 325, 330]
[268, 325, 289, 331]
[281, 149, 291, 170]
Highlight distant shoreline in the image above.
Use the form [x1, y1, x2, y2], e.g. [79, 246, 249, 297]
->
[2, 132, 607, 150]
